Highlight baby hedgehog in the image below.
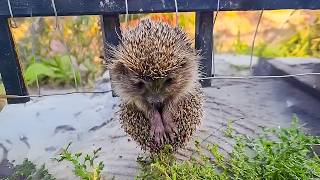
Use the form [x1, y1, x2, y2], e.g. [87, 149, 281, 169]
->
[109, 19, 204, 153]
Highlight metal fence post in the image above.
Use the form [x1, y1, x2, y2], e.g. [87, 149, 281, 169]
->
[195, 11, 214, 87]
[100, 14, 121, 97]
[0, 17, 29, 104]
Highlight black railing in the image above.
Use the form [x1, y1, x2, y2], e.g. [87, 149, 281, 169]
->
[0, 0, 319, 104]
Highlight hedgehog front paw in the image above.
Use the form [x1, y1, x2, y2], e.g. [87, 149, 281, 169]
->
[149, 112, 166, 147]
[162, 112, 178, 142]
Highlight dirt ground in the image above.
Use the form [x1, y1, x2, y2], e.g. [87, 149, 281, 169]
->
[0, 55, 319, 179]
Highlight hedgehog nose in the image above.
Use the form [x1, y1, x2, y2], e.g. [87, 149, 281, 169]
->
[147, 97, 164, 111]
[146, 96, 162, 105]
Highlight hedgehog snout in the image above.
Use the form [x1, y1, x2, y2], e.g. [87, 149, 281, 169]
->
[146, 95, 163, 105]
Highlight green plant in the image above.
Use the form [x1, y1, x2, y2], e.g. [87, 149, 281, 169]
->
[233, 19, 320, 58]
[223, 120, 233, 138]
[24, 55, 80, 86]
[136, 115, 320, 179]
[15, 16, 103, 88]
[0, 81, 6, 111]
[3, 159, 55, 180]
[54, 143, 105, 180]
[234, 30, 251, 55]
[136, 144, 222, 180]
[0, 83, 5, 96]
[233, 30, 283, 58]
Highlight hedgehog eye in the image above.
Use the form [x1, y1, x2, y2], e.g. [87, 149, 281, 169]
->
[135, 81, 145, 89]
[181, 62, 187, 68]
[164, 77, 173, 86]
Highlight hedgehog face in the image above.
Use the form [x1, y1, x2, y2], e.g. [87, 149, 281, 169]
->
[110, 19, 201, 105]
[134, 77, 172, 105]
[111, 60, 196, 106]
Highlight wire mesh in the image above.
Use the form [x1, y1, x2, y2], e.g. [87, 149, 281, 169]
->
[2, 2, 320, 101]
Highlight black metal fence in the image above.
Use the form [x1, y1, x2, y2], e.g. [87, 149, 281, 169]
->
[0, 0, 319, 104]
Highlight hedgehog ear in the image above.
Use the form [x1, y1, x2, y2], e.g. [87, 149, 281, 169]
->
[114, 62, 129, 75]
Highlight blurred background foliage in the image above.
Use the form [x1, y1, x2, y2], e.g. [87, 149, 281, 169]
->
[12, 16, 102, 88]
[0, 81, 5, 111]
[5, 10, 320, 89]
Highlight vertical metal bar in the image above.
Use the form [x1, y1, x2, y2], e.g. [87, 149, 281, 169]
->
[195, 11, 213, 87]
[0, 17, 29, 104]
[100, 14, 121, 97]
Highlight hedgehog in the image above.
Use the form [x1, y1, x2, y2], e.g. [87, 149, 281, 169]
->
[108, 19, 204, 153]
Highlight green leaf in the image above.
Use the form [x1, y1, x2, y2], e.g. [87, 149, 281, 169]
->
[24, 63, 56, 85]
[75, 153, 83, 158]
[58, 55, 72, 71]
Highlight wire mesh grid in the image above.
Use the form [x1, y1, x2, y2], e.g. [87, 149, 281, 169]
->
[1, 0, 320, 101]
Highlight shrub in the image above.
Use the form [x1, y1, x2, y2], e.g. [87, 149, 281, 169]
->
[54, 143, 105, 180]
[3, 159, 55, 180]
[136, 116, 320, 180]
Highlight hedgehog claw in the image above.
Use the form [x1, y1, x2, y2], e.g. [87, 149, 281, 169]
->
[162, 112, 178, 142]
[157, 131, 166, 147]
[167, 132, 175, 142]
[165, 125, 177, 142]
[150, 112, 166, 147]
